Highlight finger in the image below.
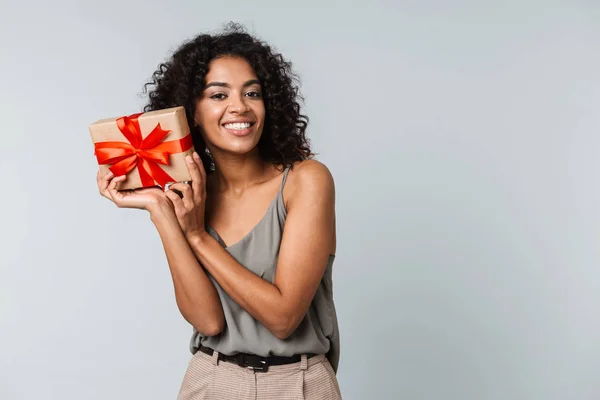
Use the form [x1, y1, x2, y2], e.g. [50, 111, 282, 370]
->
[165, 190, 185, 215]
[193, 151, 206, 182]
[106, 175, 123, 198]
[185, 155, 203, 197]
[184, 154, 202, 202]
[135, 187, 163, 195]
[97, 170, 114, 196]
[165, 183, 184, 198]
[169, 182, 193, 209]
[107, 175, 126, 204]
[191, 153, 206, 202]
[100, 171, 114, 189]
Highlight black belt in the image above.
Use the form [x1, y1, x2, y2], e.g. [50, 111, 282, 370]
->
[198, 345, 314, 372]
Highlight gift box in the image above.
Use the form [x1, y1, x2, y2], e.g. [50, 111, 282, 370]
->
[89, 106, 195, 191]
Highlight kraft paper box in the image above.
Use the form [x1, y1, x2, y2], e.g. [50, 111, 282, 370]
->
[89, 106, 195, 191]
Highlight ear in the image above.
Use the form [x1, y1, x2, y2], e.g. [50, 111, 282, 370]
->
[191, 121, 203, 132]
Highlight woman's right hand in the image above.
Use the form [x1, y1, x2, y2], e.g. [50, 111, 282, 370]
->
[97, 169, 172, 213]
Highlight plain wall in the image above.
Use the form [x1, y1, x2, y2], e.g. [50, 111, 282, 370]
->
[1, 0, 599, 399]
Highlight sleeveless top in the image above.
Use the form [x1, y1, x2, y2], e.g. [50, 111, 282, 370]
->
[189, 166, 341, 373]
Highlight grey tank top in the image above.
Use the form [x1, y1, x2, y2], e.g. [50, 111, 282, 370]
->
[189, 166, 340, 373]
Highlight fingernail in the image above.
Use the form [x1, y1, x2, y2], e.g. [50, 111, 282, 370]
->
[193, 152, 200, 159]
[187, 156, 194, 164]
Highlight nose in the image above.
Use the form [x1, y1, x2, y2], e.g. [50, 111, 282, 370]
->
[228, 92, 250, 113]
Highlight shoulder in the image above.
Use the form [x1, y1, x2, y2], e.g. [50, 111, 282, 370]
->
[284, 159, 335, 208]
[290, 159, 334, 184]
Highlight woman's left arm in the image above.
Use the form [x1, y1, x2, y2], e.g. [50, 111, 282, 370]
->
[188, 160, 335, 340]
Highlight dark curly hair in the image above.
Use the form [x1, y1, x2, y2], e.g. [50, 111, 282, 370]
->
[142, 23, 313, 173]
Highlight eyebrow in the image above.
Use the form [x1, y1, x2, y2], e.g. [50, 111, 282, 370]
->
[204, 79, 261, 90]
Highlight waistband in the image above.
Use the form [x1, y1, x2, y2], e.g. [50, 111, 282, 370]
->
[198, 345, 315, 372]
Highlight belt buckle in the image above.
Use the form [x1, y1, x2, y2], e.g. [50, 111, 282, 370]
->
[241, 355, 269, 372]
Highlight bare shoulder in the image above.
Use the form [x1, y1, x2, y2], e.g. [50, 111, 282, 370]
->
[285, 159, 335, 206]
[289, 159, 335, 187]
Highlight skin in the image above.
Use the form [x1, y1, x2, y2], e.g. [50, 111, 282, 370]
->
[97, 164, 225, 336]
[98, 55, 336, 340]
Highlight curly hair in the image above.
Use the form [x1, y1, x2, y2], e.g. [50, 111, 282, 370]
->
[142, 23, 313, 173]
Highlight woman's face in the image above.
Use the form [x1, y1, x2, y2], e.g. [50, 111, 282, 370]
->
[194, 56, 266, 157]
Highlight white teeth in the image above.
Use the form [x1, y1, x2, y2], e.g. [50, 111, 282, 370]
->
[224, 122, 251, 130]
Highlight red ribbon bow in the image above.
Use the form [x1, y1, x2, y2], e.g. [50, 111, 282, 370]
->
[94, 112, 193, 188]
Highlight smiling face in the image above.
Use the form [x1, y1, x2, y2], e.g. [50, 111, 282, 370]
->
[194, 56, 266, 158]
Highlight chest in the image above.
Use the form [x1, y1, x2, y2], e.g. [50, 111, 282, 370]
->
[206, 195, 285, 281]
[206, 192, 279, 248]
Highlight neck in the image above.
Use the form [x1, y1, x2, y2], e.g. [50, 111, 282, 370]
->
[209, 149, 272, 196]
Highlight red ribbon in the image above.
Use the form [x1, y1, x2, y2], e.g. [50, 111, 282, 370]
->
[94, 112, 193, 188]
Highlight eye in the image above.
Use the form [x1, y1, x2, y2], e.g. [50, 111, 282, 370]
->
[245, 90, 262, 98]
[210, 93, 227, 100]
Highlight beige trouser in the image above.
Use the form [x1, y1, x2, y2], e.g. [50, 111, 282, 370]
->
[177, 350, 342, 399]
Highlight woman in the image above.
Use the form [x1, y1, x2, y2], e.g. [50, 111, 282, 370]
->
[96, 24, 341, 399]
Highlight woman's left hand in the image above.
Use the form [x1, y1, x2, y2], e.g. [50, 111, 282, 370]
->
[165, 152, 207, 240]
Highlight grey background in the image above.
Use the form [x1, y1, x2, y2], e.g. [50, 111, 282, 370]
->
[1, 0, 599, 399]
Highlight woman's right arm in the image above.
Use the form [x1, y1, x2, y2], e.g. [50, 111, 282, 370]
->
[148, 202, 225, 336]
[98, 170, 225, 337]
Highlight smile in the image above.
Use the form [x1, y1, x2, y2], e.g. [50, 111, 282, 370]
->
[223, 122, 254, 129]
[222, 121, 256, 136]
